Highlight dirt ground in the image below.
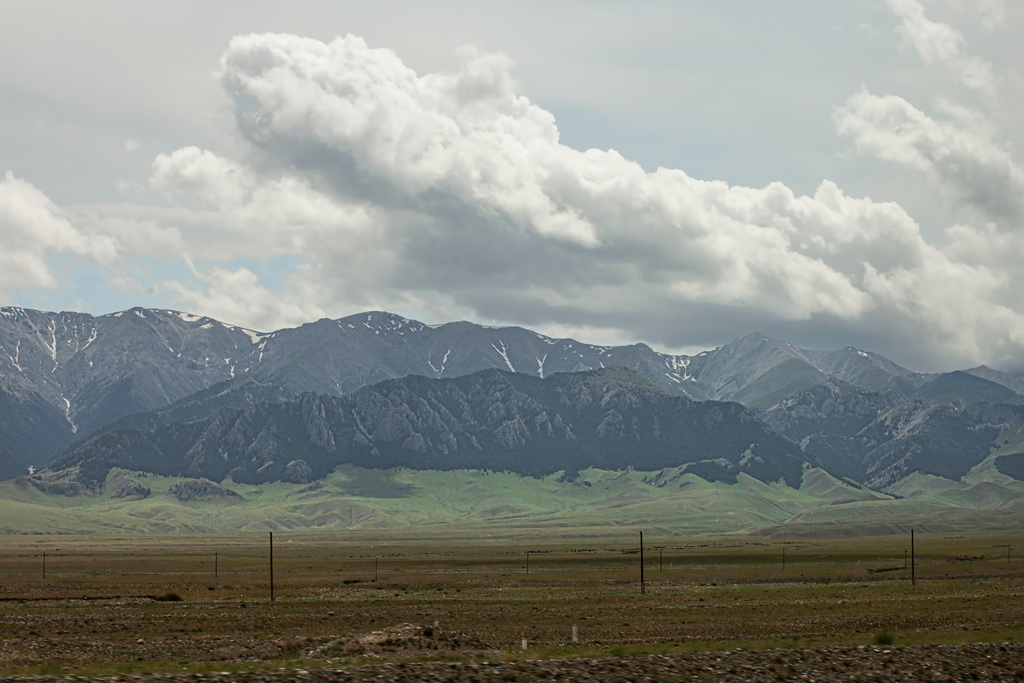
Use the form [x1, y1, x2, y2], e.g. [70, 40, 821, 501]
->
[0, 643, 1022, 682]
[0, 533, 1021, 678]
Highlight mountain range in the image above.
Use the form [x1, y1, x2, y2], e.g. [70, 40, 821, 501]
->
[51, 367, 808, 490]
[3, 306, 1024, 499]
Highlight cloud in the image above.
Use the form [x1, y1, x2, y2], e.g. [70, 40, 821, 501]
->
[835, 90, 1024, 220]
[945, 0, 1006, 31]
[67, 204, 187, 260]
[886, 0, 997, 94]
[0, 171, 118, 297]
[161, 259, 327, 333]
[12, 28, 1024, 371]
[89, 31, 1020, 370]
[219, 33, 598, 247]
[151, 146, 253, 209]
[208, 35, 900, 320]
[861, 233, 1024, 365]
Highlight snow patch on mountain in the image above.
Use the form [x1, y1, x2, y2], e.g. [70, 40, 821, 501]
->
[242, 329, 270, 345]
[492, 341, 515, 372]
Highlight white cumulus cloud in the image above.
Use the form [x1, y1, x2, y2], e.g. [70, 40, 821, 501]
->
[101, 31, 1022, 368]
[161, 258, 327, 333]
[835, 90, 1024, 220]
[0, 171, 119, 298]
[151, 146, 254, 209]
[220, 33, 598, 247]
[9, 22, 1024, 371]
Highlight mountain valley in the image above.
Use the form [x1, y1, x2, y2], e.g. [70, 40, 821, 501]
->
[2, 306, 1024, 535]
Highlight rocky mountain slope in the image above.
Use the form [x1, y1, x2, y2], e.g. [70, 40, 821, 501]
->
[49, 368, 811, 488]
[0, 375, 74, 479]
[2, 306, 717, 472]
[764, 380, 1024, 488]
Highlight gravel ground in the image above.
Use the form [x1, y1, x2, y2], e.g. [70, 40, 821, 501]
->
[0, 643, 1021, 682]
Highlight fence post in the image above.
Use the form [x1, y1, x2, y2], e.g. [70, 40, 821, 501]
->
[640, 531, 645, 595]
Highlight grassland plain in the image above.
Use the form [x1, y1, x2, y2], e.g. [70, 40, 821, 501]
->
[1, 531, 1023, 677]
[2, 458, 1024, 679]
[3, 462, 1024, 538]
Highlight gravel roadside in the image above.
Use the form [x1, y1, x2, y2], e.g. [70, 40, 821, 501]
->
[1, 643, 1020, 682]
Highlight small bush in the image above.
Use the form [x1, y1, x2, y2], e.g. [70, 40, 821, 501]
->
[873, 630, 895, 645]
[423, 627, 434, 637]
[156, 592, 183, 602]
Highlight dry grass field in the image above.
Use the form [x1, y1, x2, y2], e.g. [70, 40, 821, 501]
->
[1, 531, 1022, 677]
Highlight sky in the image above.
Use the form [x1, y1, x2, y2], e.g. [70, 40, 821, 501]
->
[1, 1, 1023, 372]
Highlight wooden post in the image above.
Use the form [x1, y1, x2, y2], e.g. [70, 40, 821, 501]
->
[911, 528, 915, 587]
[572, 624, 578, 643]
[640, 531, 645, 595]
[270, 532, 275, 602]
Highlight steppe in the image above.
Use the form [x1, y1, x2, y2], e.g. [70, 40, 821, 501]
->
[1, 531, 1022, 680]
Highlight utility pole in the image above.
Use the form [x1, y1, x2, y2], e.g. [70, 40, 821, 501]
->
[640, 531, 645, 595]
[911, 528, 915, 587]
[269, 532, 275, 602]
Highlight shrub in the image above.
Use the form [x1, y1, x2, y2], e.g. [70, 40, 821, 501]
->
[156, 592, 183, 602]
[873, 630, 895, 645]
